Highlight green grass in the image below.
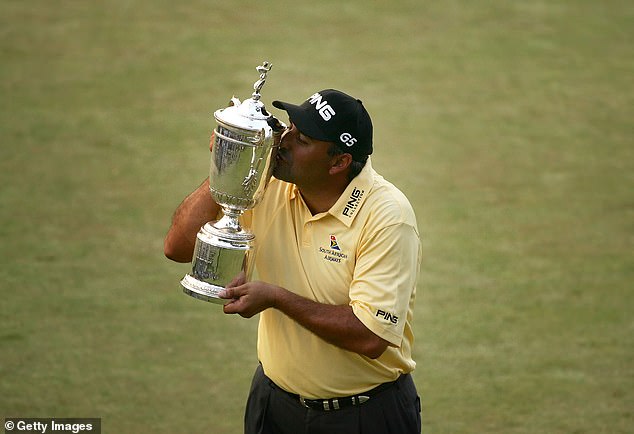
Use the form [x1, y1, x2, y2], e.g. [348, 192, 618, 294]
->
[1, 1, 632, 432]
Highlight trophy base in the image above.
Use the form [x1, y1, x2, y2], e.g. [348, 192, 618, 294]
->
[180, 274, 227, 305]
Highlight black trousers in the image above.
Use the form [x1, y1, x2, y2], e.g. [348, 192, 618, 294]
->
[244, 365, 421, 434]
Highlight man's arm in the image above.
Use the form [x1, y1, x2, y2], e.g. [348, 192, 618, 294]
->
[164, 178, 221, 263]
[219, 280, 389, 359]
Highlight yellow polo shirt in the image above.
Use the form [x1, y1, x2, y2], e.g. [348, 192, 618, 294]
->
[242, 160, 421, 398]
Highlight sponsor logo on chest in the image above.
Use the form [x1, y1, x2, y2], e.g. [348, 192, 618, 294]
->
[319, 234, 348, 263]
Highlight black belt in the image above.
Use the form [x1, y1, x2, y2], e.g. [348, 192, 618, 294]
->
[270, 374, 406, 412]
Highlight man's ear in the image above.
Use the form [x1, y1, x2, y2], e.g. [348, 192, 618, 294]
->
[329, 153, 353, 176]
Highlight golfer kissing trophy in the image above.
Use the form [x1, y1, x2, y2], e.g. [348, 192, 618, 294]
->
[180, 61, 283, 304]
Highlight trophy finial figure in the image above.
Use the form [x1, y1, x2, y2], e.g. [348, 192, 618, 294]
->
[252, 61, 272, 100]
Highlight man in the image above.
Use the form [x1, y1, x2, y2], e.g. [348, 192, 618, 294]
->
[164, 89, 422, 433]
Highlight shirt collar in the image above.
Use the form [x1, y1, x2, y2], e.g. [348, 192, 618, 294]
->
[286, 159, 375, 226]
[328, 158, 374, 227]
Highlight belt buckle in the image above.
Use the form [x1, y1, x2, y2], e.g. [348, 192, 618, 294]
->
[352, 395, 370, 405]
[299, 397, 337, 411]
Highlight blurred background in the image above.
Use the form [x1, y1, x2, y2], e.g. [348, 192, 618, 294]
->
[1, 1, 632, 432]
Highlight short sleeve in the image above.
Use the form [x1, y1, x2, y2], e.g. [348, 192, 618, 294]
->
[349, 222, 421, 347]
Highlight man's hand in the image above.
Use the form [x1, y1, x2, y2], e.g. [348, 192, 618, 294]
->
[219, 276, 280, 318]
[218, 273, 389, 358]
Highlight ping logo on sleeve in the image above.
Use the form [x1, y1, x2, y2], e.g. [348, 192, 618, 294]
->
[375, 309, 399, 325]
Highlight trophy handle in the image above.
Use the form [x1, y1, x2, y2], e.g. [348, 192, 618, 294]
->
[242, 128, 266, 195]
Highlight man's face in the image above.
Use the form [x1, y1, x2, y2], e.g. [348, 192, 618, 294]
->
[272, 121, 335, 188]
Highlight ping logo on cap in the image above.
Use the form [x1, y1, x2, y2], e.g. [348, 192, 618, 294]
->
[308, 92, 336, 121]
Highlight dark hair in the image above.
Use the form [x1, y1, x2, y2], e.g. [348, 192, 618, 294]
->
[327, 143, 367, 181]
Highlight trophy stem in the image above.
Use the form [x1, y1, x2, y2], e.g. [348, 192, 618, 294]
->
[214, 208, 244, 234]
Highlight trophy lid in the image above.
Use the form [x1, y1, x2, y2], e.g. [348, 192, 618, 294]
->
[214, 62, 273, 132]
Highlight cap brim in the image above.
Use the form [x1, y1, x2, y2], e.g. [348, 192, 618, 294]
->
[272, 100, 331, 142]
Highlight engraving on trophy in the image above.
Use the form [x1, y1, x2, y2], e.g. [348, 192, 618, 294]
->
[192, 242, 220, 280]
[220, 141, 243, 169]
[214, 125, 247, 169]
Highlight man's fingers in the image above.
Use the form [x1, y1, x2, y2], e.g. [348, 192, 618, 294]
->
[226, 271, 247, 288]
[218, 279, 249, 299]
[222, 299, 239, 314]
[222, 297, 253, 317]
[218, 287, 234, 299]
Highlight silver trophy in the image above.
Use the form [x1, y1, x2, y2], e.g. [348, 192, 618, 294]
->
[181, 61, 283, 304]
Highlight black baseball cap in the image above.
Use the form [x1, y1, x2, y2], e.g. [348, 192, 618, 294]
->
[272, 89, 373, 162]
